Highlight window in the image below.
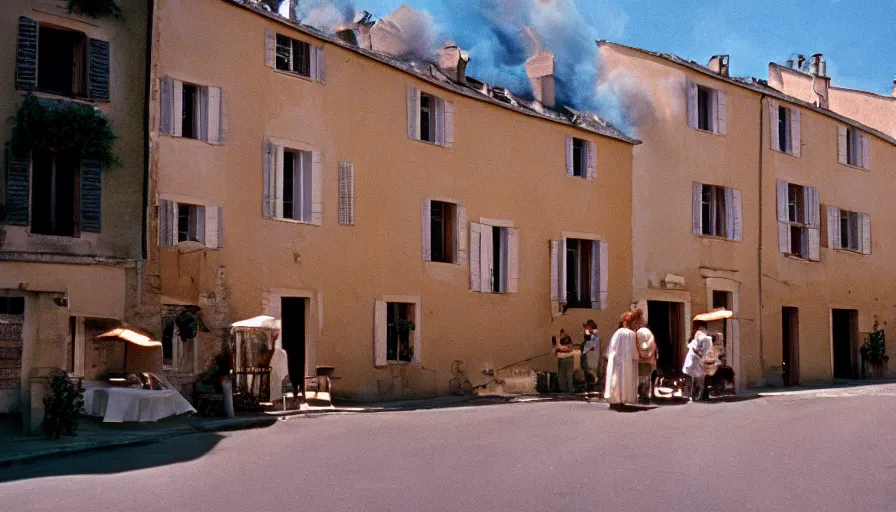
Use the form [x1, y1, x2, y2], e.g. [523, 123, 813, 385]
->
[282, 150, 312, 222]
[687, 80, 727, 135]
[30, 151, 78, 236]
[430, 201, 457, 263]
[778, 107, 790, 153]
[551, 238, 607, 311]
[839, 210, 860, 251]
[839, 126, 868, 169]
[374, 298, 421, 366]
[262, 142, 323, 225]
[181, 84, 199, 140]
[692, 183, 742, 241]
[276, 34, 311, 77]
[176, 203, 205, 244]
[159, 78, 224, 144]
[158, 200, 221, 248]
[565, 136, 596, 179]
[470, 222, 518, 293]
[825, 205, 870, 254]
[406, 86, 454, 147]
[0, 297, 25, 315]
[769, 100, 800, 156]
[776, 180, 819, 261]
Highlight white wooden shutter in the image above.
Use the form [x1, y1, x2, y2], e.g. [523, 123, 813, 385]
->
[550, 240, 560, 302]
[311, 150, 323, 225]
[837, 126, 848, 164]
[433, 98, 445, 145]
[687, 79, 698, 129]
[480, 224, 494, 293]
[159, 76, 174, 135]
[338, 162, 354, 225]
[559, 238, 567, 304]
[407, 86, 420, 140]
[808, 227, 820, 261]
[790, 108, 801, 157]
[715, 90, 727, 135]
[565, 136, 574, 176]
[692, 182, 703, 236]
[311, 46, 325, 83]
[827, 205, 841, 249]
[265, 30, 275, 68]
[456, 205, 467, 266]
[194, 205, 206, 244]
[273, 145, 285, 219]
[590, 240, 599, 309]
[206, 86, 222, 144]
[205, 205, 220, 248]
[598, 241, 609, 310]
[726, 187, 743, 241]
[158, 199, 176, 246]
[470, 222, 481, 291]
[374, 300, 387, 367]
[768, 99, 780, 151]
[507, 228, 519, 293]
[443, 100, 455, 148]
[860, 133, 869, 170]
[804, 187, 819, 228]
[217, 206, 224, 247]
[776, 180, 789, 222]
[861, 213, 871, 254]
[586, 141, 597, 181]
[421, 199, 432, 261]
[172, 79, 184, 137]
[778, 222, 791, 254]
[262, 142, 275, 218]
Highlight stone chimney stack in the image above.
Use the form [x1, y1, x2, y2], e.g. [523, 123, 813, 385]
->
[525, 51, 556, 108]
[809, 53, 830, 108]
[891, 77, 896, 98]
[438, 43, 470, 84]
[707, 55, 730, 77]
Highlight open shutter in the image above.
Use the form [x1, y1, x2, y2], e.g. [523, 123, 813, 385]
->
[808, 228, 820, 261]
[804, 187, 819, 228]
[206, 87, 222, 144]
[590, 241, 599, 309]
[265, 30, 276, 68]
[776, 180, 789, 222]
[550, 240, 560, 301]
[768, 100, 780, 151]
[565, 136, 574, 176]
[586, 141, 597, 180]
[443, 100, 455, 148]
[159, 77, 174, 135]
[456, 205, 467, 266]
[837, 126, 848, 164]
[692, 182, 703, 236]
[79, 159, 102, 233]
[205, 206, 220, 248]
[87, 38, 111, 102]
[312, 46, 325, 83]
[407, 86, 420, 140]
[687, 79, 698, 129]
[433, 98, 445, 145]
[598, 241, 609, 310]
[262, 143, 275, 218]
[860, 133, 870, 170]
[15, 17, 38, 91]
[861, 214, 871, 255]
[715, 90, 727, 135]
[790, 108, 801, 157]
[217, 206, 224, 247]
[826, 205, 841, 249]
[480, 224, 493, 293]
[727, 187, 742, 241]
[310, 151, 323, 225]
[507, 228, 519, 293]
[778, 222, 791, 254]
[158, 200, 175, 247]
[469, 222, 481, 291]
[559, 238, 567, 304]
[172, 79, 184, 137]
[338, 162, 354, 225]
[421, 199, 432, 261]
[374, 300, 387, 367]
[3, 147, 30, 226]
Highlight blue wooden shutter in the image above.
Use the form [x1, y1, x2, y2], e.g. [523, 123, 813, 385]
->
[15, 17, 38, 91]
[88, 39, 111, 102]
[3, 146, 30, 226]
[80, 159, 102, 232]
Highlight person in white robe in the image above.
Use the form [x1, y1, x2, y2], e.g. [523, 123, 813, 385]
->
[682, 320, 714, 401]
[604, 309, 642, 407]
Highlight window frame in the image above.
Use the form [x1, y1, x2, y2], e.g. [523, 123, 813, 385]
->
[281, 149, 312, 223]
[564, 238, 594, 308]
[386, 301, 415, 363]
[29, 151, 80, 238]
[275, 34, 312, 78]
[430, 200, 457, 264]
[36, 24, 88, 99]
[777, 106, 791, 153]
[176, 203, 206, 244]
[777, 180, 819, 261]
[697, 85, 713, 132]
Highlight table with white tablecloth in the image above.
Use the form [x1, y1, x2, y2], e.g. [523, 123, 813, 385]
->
[83, 387, 196, 423]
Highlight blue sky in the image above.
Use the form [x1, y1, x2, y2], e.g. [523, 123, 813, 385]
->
[310, 0, 896, 95]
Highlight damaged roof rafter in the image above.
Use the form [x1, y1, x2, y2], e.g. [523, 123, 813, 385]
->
[223, 0, 640, 145]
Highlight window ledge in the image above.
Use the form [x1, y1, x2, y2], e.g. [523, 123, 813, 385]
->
[386, 360, 418, 366]
[694, 234, 736, 242]
[265, 217, 318, 226]
[771, 147, 799, 159]
[783, 254, 813, 263]
[159, 133, 220, 147]
[838, 162, 870, 172]
[832, 248, 866, 255]
[693, 127, 723, 136]
[30, 90, 98, 105]
[426, 259, 461, 265]
[273, 69, 315, 83]
[410, 138, 449, 149]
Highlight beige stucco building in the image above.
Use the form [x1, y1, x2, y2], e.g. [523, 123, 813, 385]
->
[1, 1, 148, 431]
[141, 0, 637, 400]
[598, 41, 896, 389]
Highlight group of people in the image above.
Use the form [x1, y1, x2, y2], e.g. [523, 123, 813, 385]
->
[553, 307, 717, 407]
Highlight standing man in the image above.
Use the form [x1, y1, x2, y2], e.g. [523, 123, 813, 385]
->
[555, 329, 574, 393]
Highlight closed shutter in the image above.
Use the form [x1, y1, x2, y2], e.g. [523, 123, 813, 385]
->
[790, 108, 801, 157]
[507, 228, 519, 293]
[589, 240, 599, 309]
[837, 126, 848, 164]
[15, 17, 38, 91]
[421, 199, 432, 261]
[860, 133, 870, 170]
[776, 180, 789, 222]
[159, 77, 174, 135]
[727, 187, 743, 241]
[808, 228, 820, 261]
[374, 300, 387, 367]
[597, 241, 609, 310]
[687, 79, 698, 129]
[826, 205, 841, 249]
[262, 142, 275, 218]
[715, 90, 727, 135]
[217, 206, 224, 247]
[3, 147, 30, 226]
[692, 182, 703, 236]
[565, 136, 574, 176]
[586, 141, 597, 181]
[443, 100, 455, 148]
[265, 30, 276, 68]
[480, 224, 494, 293]
[559, 238, 567, 304]
[204, 206, 220, 248]
[456, 205, 467, 266]
[778, 222, 791, 254]
[87, 39, 111, 102]
[79, 159, 102, 232]
[768, 100, 780, 151]
[338, 162, 354, 225]
[861, 214, 871, 255]
[206, 87, 222, 144]
[158, 200, 175, 247]
[469, 222, 481, 291]
[407, 86, 420, 140]
[311, 151, 323, 225]
[172, 79, 184, 137]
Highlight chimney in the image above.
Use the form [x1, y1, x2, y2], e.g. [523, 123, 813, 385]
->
[707, 55, 730, 77]
[809, 53, 830, 108]
[438, 43, 470, 84]
[810, 53, 827, 77]
[797, 54, 806, 70]
[334, 11, 374, 49]
[891, 77, 895, 98]
[525, 51, 556, 108]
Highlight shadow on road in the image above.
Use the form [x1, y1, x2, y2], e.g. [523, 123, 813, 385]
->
[0, 433, 224, 483]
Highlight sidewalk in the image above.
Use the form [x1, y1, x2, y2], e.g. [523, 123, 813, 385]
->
[0, 414, 275, 466]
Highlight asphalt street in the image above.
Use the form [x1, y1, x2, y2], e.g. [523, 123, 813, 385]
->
[2, 385, 895, 512]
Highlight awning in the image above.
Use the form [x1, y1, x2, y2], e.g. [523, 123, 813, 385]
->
[230, 315, 281, 330]
[694, 309, 734, 322]
[96, 328, 163, 348]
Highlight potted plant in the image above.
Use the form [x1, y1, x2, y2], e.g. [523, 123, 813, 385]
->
[393, 317, 416, 362]
[42, 370, 85, 439]
[861, 319, 888, 380]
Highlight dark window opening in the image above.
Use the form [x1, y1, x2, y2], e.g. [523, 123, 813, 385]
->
[430, 201, 456, 263]
[37, 25, 87, 97]
[420, 93, 433, 143]
[572, 138, 585, 177]
[31, 152, 78, 237]
[181, 83, 199, 140]
[787, 184, 804, 224]
[281, 150, 311, 222]
[565, 238, 593, 308]
[697, 86, 712, 131]
[176, 203, 203, 243]
[0, 297, 25, 315]
[790, 225, 806, 258]
[492, 226, 504, 293]
[283, 151, 295, 220]
[778, 106, 789, 152]
[700, 184, 728, 237]
[275, 34, 311, 77]
[386, 302, 413, 363]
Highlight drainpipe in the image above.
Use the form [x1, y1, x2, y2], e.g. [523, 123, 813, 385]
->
[757, 93, 766, 383]
[141, 0, 154, 263]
